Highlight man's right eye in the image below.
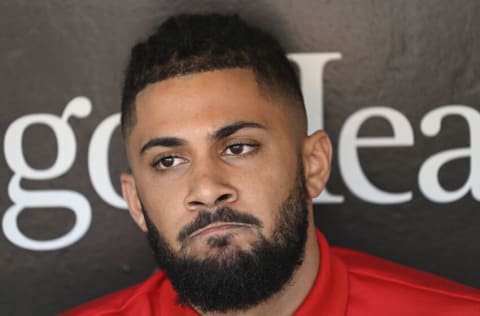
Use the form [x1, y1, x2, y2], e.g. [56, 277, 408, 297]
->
[153, 156, 186, 170]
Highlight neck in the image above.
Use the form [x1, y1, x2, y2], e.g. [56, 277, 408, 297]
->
[199, 218, 320, 316]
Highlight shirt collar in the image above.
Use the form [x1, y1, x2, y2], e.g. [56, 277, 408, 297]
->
[293, 229, 349, 316]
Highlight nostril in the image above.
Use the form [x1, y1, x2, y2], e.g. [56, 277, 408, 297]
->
[217, 193, 232, 202]
[189, 200, 206, 207]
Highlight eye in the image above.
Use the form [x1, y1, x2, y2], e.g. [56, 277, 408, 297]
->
[153, 155, 187, 170]
[224, 143, 259, 156]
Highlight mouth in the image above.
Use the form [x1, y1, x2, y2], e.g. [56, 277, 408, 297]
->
[189, 222, 254, 239]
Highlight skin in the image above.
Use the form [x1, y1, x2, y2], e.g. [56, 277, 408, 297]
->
[121, 68, 332, 316]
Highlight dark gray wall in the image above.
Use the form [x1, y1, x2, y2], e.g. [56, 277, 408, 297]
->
[1, 1, 480, 315]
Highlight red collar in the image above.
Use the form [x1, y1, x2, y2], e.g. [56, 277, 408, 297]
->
[293, 229, 348, 316]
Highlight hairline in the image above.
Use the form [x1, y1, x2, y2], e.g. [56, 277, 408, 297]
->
[122, 66, 306, 140]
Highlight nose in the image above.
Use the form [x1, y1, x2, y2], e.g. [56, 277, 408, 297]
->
[184, 158, 238, 211]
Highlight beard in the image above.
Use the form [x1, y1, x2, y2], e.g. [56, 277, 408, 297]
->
[142, 161, 309, 313]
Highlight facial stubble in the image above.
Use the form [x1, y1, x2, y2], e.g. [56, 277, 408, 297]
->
[141, 161, 309, 313]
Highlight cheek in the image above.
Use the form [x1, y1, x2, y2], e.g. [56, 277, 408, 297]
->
[237, 155, 296, 232]
[136, 177, 189, 248]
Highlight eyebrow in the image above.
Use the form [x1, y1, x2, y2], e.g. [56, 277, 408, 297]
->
[212, 121, 266, 140]
[139, 121, 266, 155]
[140, 137, 186, 155]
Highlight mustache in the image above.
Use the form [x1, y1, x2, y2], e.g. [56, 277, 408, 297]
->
[177, 207, 263, 243]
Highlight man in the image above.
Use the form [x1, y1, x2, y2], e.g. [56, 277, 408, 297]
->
[62, 14, 480, 315]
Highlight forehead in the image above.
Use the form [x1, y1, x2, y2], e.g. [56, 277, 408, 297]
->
[130, 68, 291, 145]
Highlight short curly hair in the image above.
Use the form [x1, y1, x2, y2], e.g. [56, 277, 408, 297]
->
[121, 13, 306, 137]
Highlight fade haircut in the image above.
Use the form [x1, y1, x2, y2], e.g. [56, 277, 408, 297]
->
[121, 13, 306, 137]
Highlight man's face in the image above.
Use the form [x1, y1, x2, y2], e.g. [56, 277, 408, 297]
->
[121, 68, 325, 312]
[124, 68, 304, 259]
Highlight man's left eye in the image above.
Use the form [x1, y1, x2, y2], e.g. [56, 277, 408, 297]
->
[224, 143, 258, 156]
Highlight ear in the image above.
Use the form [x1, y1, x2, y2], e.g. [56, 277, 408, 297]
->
[301, 130, 333, 199]
[121, 172, 148, 232]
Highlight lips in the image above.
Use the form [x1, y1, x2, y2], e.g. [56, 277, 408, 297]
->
[189, 222, 252, 239]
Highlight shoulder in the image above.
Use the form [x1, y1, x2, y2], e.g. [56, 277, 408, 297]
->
[332, 247, 480, 314]
[58, 271, 180, 316]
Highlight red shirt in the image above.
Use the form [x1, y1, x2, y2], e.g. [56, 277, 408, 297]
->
[60, 230, 480, 315]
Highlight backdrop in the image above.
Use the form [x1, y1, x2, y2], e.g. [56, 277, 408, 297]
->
[1, 1, 480, 315]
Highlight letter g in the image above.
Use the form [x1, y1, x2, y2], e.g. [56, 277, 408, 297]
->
[3, 97, 92, 251]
